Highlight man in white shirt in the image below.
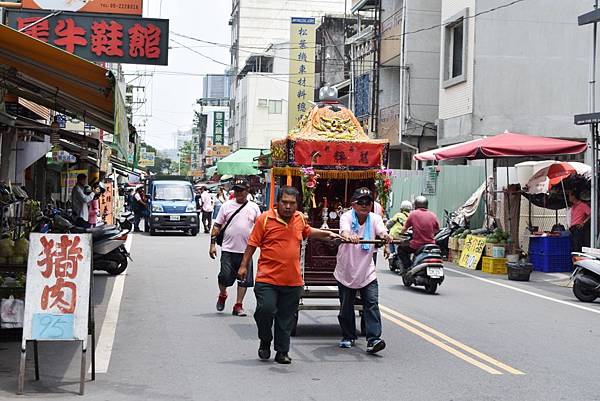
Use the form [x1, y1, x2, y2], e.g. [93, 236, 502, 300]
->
[71, 173, 98, 228]
[199, 185, 214, 233]
[209, 178, 261, 316]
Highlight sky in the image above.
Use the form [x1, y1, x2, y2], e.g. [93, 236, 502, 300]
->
[125, 0, 231, 150]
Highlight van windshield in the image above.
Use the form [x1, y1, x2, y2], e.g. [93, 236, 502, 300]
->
[154, 184, 193, 201]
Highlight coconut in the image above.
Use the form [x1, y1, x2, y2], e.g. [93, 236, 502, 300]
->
[13, 238, 29, 257]
[0, 238, 14, 257]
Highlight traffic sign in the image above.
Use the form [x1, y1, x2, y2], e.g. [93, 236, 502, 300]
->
[574, 112, 600, 125]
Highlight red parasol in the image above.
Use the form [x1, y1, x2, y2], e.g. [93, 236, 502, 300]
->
[414, 132, 588, 161]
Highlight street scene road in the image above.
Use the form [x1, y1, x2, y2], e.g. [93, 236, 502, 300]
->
[2, 232, 599, 401]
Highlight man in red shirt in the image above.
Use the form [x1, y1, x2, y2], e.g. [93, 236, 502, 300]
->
[238, 186, 339, 364]
[569, 191, 591, 252]
[398, 196, 440, 268]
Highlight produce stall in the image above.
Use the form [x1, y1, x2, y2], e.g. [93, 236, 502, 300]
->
[0, 184, 38, 339]
[269, 91, 389, 335]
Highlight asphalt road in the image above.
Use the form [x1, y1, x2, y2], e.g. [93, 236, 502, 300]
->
[2, 231, 600, 400]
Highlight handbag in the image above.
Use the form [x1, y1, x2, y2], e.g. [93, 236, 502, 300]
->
[215, 201, 248, 246]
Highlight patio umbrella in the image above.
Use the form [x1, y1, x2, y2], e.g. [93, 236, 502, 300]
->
[414, 132, 588, 161]
[524, 162, 591, 194]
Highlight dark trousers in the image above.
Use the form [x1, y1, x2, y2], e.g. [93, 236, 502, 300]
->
[397, 243, 416, 269]
[133, 212, 144, 231]
[254, 282, 302, 353]
[337, 279, 382, 343]
[570, 223, 591, 253]
[201, 211, 212, 232]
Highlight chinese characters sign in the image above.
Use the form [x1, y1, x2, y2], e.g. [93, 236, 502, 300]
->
[22, 234, 92, 345]
[459, 235, 487, 270]
[6, 9, 169, 65]
[292, 139, 386, 168]
[22, 0, 143, 16]
[213, 111, 225, 145]
[288, 17, 316, 132]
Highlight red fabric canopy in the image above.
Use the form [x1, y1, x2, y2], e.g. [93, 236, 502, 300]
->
[414, 133, 588, 161]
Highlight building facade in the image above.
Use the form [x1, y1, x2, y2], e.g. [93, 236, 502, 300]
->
[438, 0, 591, 146]
[229, 0, 348, 148]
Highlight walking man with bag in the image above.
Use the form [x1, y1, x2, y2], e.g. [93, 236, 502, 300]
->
[209, 178, 261, 316]
[238, 186, 340, 364]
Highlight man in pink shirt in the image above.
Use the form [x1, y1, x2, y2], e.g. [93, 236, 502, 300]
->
[568, 191, 591, 252]
[398, 196, 440, 268]
[335, 187, 391, 354]
[209, 178, 261, 316]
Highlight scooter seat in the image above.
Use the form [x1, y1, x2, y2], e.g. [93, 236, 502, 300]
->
[415, 244, 441, 255]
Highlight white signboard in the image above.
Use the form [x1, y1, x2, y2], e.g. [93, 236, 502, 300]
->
[22, 233, 92, 347]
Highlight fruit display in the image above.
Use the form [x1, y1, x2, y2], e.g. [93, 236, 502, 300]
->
[0, 235, 29, 266]
[486, 228, 510, 245]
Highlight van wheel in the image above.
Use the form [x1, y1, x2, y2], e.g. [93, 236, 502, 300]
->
[191, 228, 198, 236]
[150, 228, 156, 236]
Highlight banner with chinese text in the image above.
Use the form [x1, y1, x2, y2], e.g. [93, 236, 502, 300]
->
[287, 17, 316, 132]
[213, 111, 225, 145]
[291, 139, 386, 168]
[22, 0, 142, 16]
[22, 233, 92, 347]
[6, 9, 169, 65]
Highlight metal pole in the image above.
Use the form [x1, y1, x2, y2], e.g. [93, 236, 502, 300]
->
[591, 0, 599, 247]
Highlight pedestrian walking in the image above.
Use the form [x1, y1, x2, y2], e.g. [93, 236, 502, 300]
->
[209, 178, 261, 316]
[199, 185, 214, 233]
[238, 186, 340, 364]
[212, 187, 226, 220]
[335, 187, 391, 354]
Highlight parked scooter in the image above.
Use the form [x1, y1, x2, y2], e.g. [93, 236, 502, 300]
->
[389, 235, 445, 294]
[435, 209, 468, 258]
[571, 251, 600, 302]
[40, 209, 133, 275]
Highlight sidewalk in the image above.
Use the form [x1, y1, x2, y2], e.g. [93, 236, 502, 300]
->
[444, 261, 573, 288]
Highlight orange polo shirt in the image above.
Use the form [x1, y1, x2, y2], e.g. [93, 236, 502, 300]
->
[248, 209, 311, 287]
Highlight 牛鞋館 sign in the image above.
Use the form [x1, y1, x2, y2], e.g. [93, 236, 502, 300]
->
[6, 9, 168, 65]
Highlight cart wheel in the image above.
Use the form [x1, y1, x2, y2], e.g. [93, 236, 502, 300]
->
[291, 311, 299, 337]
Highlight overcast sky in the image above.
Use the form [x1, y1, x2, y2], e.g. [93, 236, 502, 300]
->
[126, 0, 231, 150]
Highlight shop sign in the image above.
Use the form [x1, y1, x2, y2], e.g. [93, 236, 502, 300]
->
[213, 111, 225, 145]
[22, 233, 92, 342]
[459, 235, 487, 270]
[21, 0, 142, 16]
[288, 17, 316, 131]
[138, 151, 155, 167]
[6, 9, 169, 66]
[61, 169, 88, 189]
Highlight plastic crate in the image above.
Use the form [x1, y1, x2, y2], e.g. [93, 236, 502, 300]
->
[529, 253, 573, 273]
[528, 236, 571, 256]
[481, 257, 507, 274]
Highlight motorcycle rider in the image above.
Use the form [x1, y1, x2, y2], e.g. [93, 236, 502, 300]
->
[387, 200, 413, 253]
[398, 196, 440, 269]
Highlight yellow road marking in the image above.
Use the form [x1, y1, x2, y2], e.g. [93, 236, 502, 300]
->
[380, 305, 525, 375]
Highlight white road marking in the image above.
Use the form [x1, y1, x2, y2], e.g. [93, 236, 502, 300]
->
[446, 267, 600, 316]
[91, 272, 127, 374]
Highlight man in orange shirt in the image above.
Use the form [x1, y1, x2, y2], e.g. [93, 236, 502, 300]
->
[238, 186, 339, 364]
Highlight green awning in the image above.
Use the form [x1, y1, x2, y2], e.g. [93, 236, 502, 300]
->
[216, 148, 264, 176]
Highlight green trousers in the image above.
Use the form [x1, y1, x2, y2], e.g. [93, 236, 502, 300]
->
[254, 282, 302, 353]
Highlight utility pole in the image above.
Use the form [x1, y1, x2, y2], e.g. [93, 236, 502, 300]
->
[576, 3, 600, 248]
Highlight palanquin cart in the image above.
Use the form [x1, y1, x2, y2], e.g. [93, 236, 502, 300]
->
[268, 90, 390, 335]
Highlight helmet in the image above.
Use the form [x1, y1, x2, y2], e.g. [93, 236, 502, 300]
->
[400, 200, 413, 212]
[414, 196, 428, 209]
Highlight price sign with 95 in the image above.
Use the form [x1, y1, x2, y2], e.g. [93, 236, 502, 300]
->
[31, 313, 75, 340]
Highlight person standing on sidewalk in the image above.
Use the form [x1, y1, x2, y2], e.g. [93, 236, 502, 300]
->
[568, 191, 591, 252]
[238, 186, 340, 364]
[199, 185, 214, 233]
[335, 187, 391, 354]
[209, 178, 261, 316]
